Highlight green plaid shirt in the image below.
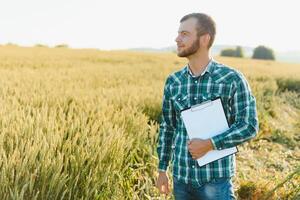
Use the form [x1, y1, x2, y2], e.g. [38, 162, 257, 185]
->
[157, 59, 259, 186]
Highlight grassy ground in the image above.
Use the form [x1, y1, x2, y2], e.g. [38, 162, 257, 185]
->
[0, 45, 299, 199]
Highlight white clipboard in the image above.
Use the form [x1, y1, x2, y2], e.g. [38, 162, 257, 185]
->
[181, 97, 238, 167]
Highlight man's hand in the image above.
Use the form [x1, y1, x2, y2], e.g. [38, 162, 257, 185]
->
[156, 171, 171, 195]
[187, 139, 214, 160]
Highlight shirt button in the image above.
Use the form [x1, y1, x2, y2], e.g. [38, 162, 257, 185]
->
[194, 80, 198, 83]
[192, 165, 195, 168]
[194, 97, 197, 100]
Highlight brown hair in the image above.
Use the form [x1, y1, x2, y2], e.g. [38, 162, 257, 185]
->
[180, 13, 216, 49]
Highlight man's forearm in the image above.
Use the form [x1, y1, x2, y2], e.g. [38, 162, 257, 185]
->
[211, 121, 258, 150]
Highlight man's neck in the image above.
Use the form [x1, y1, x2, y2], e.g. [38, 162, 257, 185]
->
[187, 51, 210, 77]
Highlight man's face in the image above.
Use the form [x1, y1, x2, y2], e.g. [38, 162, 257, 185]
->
[175, 17, 200, 57]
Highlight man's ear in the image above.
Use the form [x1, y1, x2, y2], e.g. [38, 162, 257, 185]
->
[200, 34, 211, 48]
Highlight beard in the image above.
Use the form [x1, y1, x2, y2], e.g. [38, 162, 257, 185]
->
[177, 38, 200, 57]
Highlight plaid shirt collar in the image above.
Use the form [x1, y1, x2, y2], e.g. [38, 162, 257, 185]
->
[186, 58, 215, 78]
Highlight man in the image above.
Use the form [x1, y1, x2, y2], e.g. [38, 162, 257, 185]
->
[156, 13, 259, 200]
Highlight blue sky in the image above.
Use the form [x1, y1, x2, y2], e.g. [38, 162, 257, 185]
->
[1, 0, 299, 51]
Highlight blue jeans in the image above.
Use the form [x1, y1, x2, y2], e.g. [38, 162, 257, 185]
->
[173, 176, 236, 200]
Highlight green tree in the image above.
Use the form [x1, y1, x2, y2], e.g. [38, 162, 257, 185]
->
[252, 45, 275, 60]
[55, 44, 69, 48]
[220, 48, 237, 57]
[236, 46, 244, 57]
[221, 46, 244, 58]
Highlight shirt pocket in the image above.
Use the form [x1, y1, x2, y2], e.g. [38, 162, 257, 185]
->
[203, 83, 234, 124]
[171, 93, 190, 113]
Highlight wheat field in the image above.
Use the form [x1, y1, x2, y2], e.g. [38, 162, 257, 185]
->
[0, 45, 299, 200]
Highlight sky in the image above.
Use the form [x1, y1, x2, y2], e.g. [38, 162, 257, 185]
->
[1, 0, 299, 52]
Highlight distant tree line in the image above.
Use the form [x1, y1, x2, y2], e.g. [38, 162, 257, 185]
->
[220, 46, 244, 58]
[220, 45, 275, 60]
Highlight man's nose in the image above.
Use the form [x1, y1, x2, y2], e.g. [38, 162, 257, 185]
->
[175, 35, 181, 43]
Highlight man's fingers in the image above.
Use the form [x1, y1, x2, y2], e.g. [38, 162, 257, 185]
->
[157, 183, 163, 193]
[193, 153, 206, 160]
[156, 178, 170, 194]
[166, 185, 170, 195]
[161, 185, 167, 194]
[159, 185, 164, 194]
[163, 183, 170, 195]
[160, 184, 169, 194]
[189, 148, 196, 154]
[155, 177, 161, 189]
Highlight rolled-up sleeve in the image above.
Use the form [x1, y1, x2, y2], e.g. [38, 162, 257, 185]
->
[211, 73, 259, 150]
